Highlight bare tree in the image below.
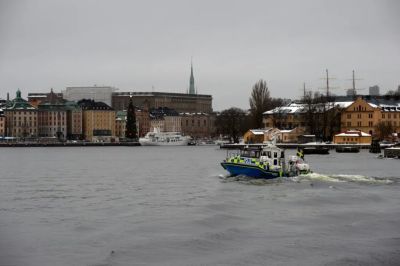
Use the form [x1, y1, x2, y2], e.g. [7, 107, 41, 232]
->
[249, 79, 272, 128]
[375, 121, 394, 141]
[215, 107, 248, 143]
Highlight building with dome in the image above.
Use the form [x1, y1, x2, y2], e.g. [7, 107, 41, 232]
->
[4, 90, 38, 138]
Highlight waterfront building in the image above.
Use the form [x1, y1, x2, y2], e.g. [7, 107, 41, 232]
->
[180, 112, 216, 138]
[63, 86, 117, 107]
[65, 101, 83, 140]
[263, 101, 352, 140]
[78, 99, 116, 142]
[4, 90, 38, 138]
[112, 92, 213, 113]
[112, 64, 212, 113]
[0, 110, 5, 137]
[263, 103, 307, 130]
[340, 97, 400, 136]
[115, 111, 126, 139]
[115, 107, 150, 138]
[37, 90, 68, 140]
[135, 108, 150, 137]
[279, 127, 306, 143]
[149, 107, 181, 133]
[333, 130, 372, 144]
[28, 91, 64, 107]
[243, 129, 265, 143]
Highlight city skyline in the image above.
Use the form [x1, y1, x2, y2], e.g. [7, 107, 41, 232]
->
[1, 0, 399, 111]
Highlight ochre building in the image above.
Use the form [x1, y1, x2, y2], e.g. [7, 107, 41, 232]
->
[340, 97, 400, 136]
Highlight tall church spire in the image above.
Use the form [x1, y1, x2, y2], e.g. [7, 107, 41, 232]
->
[189, 60, 195, 94]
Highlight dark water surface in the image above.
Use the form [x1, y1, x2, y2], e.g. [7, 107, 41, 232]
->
[0, 146, 400, 266]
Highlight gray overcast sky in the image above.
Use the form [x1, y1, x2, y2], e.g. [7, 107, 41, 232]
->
[0, 0, 399, 110]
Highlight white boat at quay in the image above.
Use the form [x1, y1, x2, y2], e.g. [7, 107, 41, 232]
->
[139, 129, 191, 146]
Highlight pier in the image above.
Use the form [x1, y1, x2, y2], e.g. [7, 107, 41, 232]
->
[220, 143, 372, 150]
[0, 142, 141, 147]
[384, 147, 400, 158]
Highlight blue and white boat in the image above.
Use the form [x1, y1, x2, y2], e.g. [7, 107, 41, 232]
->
[221, 143, 310, 179]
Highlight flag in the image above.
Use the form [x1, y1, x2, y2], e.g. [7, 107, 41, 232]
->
[297, 147, 304, 159]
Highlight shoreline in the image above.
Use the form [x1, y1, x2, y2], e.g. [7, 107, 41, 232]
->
[0, 142, 141, 147]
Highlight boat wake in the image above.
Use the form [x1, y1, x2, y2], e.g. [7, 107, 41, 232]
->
[290, 172, 394, 185]
[218, 173, 394, 185]
[218, 174, 283, 186]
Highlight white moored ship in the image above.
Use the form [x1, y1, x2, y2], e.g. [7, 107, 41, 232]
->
[139, 129, 191, 146]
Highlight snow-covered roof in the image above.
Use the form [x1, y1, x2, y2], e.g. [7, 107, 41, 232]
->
[335, 130, 371, 137]
[249, 129, 266, 135]
[263, 101, 354, 115]
[263, 103, 305, 114]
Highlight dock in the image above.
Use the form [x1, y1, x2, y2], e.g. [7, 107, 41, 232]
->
[0, 142, 141, 147]
[219, 143, 371, 150]
[384, 147, 400, 158]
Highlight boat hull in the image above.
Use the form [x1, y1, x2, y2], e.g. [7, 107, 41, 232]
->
[221, 162, 281, 179]
[139, 138, 190, 146]
[302, 147, 329, 154]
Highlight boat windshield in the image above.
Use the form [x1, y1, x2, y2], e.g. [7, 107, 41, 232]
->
[240, 149, 260, 158]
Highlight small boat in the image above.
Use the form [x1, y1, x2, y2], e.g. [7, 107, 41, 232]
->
[335, 146, 360, 153]
[220, 143, 311, 179]
[302, 146, 329, 154]
[139, 129, 190, 146]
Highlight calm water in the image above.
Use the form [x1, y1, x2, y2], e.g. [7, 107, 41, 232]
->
[0, 146, 400, 266]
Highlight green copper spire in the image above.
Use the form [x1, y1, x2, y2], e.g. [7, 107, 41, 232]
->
[16, 89, 21, 99]
[189, 61, 195, 94]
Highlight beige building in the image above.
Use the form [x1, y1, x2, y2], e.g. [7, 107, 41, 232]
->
[279, 127, 305, 143]
[340, 97, 400, 136]
[79, 99, 116, 141]
[333, 130, 372, 144]
[149, 116, 182, 133]
[4, 90, 38, 138]
[243, 129, 265, 144]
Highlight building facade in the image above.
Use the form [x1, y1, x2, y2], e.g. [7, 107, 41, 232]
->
[180, 113, 216, 138]
[79, 99, 116, 141]
[63, 86, 117, 107]
[37, 105, 67, 139]
[4, 90, 38, 138]
[340, 97, 400, 136]
[112, 92, 213, 113]
[65, 102, 83, 140]
[28, 91, 64, 107]
[333, 130, 372, 144]
[0, 112, 5, 137]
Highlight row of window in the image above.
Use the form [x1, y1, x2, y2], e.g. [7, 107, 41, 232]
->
[347, 121, 399, 127]
[347, 113, 374, 119]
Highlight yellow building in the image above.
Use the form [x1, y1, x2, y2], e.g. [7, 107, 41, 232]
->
[243, 129, 265, 144]
[333, 130, 372, 144]
[79, 100, 116, 141]
[340, 97, 400, 136]
[279, 127, 305, 143]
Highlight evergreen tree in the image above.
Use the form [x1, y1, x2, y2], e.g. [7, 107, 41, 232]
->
[125, 97, 138, 140]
